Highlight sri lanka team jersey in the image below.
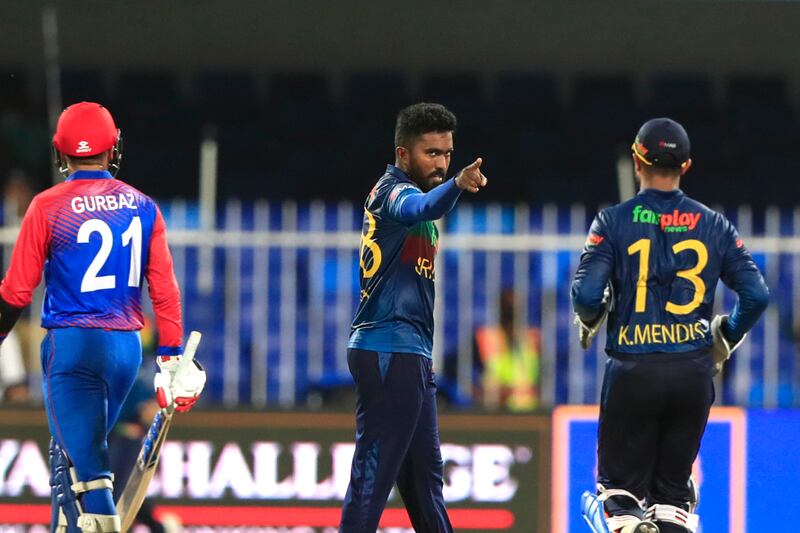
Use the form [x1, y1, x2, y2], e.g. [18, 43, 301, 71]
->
[572, 188, 766, 356]
[0, 170, 182, 353]
[349, 166, 439, 358]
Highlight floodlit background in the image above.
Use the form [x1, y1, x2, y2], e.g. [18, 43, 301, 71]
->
[0, 2, 799, 532]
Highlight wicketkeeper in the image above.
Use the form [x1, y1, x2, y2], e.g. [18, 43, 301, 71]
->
[571, 118, 768, 533]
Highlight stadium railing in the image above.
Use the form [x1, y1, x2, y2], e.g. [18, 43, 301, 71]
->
[2, 200, 797, 408]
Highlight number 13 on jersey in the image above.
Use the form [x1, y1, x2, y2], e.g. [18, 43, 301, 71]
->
[628, 238, 708, 315]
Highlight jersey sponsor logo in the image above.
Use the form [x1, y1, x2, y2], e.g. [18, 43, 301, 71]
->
[71, 193, 138, 214]
[632, 205, 702, 232]
[617, 319, 709, 346]
[585, 233, 604, 247]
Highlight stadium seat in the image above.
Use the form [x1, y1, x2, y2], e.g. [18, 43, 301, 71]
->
[419, 72, 485, 115]
[495, 71, 561, 125]
[60, 69, 111, 108]
[193, 70, 259, 123]
[268, 72, 329, 104]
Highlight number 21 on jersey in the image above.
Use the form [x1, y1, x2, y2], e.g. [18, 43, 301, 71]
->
[628, 238, 708, 315]
[77, 216, 142, 293]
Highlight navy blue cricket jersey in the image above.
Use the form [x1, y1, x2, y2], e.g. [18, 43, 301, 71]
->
[572, 188, 768, 357]
[348, 165, 450, 358]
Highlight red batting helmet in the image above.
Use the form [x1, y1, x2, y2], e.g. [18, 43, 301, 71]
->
[53, 102, 122, 177]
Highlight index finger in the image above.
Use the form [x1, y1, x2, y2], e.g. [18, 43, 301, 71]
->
[465, 157, 483, 170]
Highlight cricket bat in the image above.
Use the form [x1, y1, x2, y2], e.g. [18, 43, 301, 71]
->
[117, 330, 202, 532]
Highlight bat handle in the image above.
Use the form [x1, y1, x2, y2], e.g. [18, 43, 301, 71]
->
[178, 330, 202, 372]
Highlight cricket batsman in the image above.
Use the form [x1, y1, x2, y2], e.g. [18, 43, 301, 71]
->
[0, 102, 206, 532]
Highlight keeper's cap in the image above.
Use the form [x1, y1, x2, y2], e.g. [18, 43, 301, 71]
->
[631, 117, 691, 169]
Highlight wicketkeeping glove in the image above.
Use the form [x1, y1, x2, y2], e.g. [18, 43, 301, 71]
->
[154, 354, 207, 412]
[710, 314, 745, 376]
[574, 284, 612, 350]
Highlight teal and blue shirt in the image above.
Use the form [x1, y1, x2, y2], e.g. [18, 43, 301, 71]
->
[349, 165, 462, 358]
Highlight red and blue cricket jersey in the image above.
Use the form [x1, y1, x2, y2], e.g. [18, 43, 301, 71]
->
[349, 165, 461, 358]
[0, 170, 182, 354]
[572, 188, 769, 357]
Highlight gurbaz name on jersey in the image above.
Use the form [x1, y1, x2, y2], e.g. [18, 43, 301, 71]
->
[618, 319, 708, 346]
[71, 193, 138, 214]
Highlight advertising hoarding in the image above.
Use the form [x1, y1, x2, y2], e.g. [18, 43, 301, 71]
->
[0, 410, 549, 532]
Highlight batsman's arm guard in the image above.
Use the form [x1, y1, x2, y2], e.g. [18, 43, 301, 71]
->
[709, 314, 746, 375]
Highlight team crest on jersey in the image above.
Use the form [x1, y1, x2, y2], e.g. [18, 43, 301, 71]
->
[632, 205, 701, 232]
[401, 221, 438, 280]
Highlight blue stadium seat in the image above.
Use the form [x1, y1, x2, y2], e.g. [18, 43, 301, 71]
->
[419, 72, 485, 115]
[648, 74, 714, 118]
[495, 71, 560, 124]
[116, 71, 187, 136]
[572, 75, 643, 137]
[60, 69, 110, 108]
[726, 75, 797, 150]
[268, 72, 329, 104]
[344, 71, 410, 131]
[193, 70, 259, 123]
[118, 70, 181, 107]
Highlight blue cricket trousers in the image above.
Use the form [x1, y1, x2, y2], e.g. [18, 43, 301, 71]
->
[340, 349, 453, 533]
[598, 353, 714, 523]
[41, 327, 142, 515]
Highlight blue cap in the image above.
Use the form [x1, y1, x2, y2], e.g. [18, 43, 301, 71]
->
[632, 117, 691, 169]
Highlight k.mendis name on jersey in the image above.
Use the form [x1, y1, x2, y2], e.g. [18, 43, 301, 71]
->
[71, 193, 138, 214]
[618, 320, 708, 346]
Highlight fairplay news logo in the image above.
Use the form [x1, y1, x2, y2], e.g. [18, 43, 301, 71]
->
[632, 205, 701, 233]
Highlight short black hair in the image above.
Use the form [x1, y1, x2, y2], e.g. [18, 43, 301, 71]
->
[394, 102, 457, 148]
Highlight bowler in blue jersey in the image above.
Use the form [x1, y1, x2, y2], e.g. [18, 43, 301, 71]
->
[340, 103, 487, 532]
[572, 118, 768, 533]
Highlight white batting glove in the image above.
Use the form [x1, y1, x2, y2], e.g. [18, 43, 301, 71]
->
[710, 314, 745, 376]
[154, 355, 207, 412]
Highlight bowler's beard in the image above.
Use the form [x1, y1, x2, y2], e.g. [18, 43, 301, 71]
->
[408, 159, 446, 192]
